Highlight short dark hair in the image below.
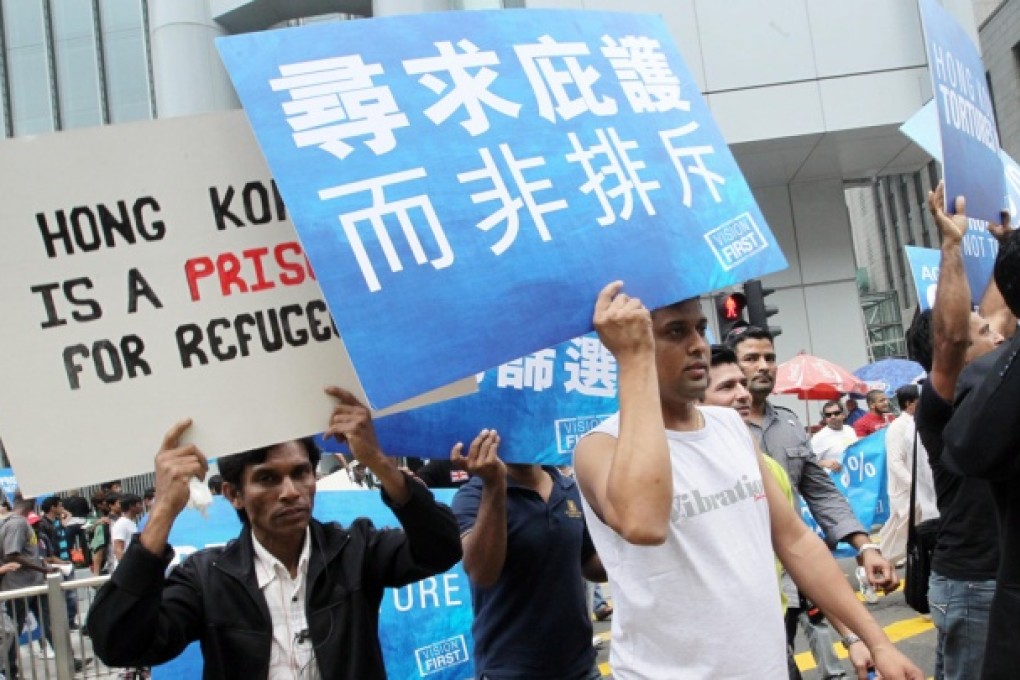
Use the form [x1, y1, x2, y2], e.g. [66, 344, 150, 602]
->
[90, 491, 109, 512]
[821, 400, 842, 415]
[118, 493, 142, 512]
[895, 384, 921, 411]
[40, 497, 62, 514]
[13, 499, 33, 515]
[906, 308, 934, 373]
[218, 438, 320, 524]
[709, 344, 739, 367]
[726, 325, 773, 351]
[207, 475, 223, 494]
[994, 227, 1020, 317]
[143, 488, 155, 501]
[865, 389, 885, 406]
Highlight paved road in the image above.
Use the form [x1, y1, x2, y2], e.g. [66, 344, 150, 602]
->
[591, 558, 937, 679]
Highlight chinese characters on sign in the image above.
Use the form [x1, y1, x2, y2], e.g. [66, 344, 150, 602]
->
[218, 10, 787, 409]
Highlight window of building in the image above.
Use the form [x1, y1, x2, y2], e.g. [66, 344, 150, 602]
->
[99, 0, 153, 123]
[3, 1, 54, 135]
[51, 0, 104, 129]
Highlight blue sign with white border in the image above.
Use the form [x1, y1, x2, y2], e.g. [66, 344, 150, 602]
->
[918, 0, 1005, 225]
[216, 10, 787, 410]
[905, 245, 942, 312]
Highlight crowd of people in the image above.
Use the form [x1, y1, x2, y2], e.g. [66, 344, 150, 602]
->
[0, 181, 1012, 680]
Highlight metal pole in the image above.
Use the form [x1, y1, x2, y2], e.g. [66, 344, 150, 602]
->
[45, 572, 74, 680]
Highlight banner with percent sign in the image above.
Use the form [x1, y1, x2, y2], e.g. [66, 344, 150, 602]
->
[217, 9, 788, 410]
[152, 489, 475, 680]
[799, 430, 889, 557]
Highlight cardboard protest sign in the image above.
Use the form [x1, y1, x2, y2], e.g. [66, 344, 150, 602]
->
[372, 332, 618, 464]
[0, 112, 473, 496]
[217, 9, 788, 411]
[918, 0, 1005, 225]
[153, 490, 474, 680]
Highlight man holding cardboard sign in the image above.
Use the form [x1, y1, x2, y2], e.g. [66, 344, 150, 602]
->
[86, 386, 462, 679]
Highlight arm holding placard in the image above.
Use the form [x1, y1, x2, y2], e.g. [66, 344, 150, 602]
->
[574, 281, 672, 546]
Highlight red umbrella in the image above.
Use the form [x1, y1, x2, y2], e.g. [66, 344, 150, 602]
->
[774, 352, 869, 400]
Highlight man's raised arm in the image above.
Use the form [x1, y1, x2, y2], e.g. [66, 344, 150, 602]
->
[573, 281, 672, 545]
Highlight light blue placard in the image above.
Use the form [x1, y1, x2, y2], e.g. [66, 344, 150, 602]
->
[798, 430, 889, 558]
[905, 245, 941, 312]
[0, 468, 17, 503]
[216, 10, 787, 409]
[918, 0, 1005, 225]
[373, 332, 617, 464]
[152, 490, 473, 680]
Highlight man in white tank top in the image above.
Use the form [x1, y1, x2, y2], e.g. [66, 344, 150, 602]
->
[572, 282, 923, 680]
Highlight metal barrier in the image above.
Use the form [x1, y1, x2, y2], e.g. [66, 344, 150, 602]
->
[0, 572, 120, 680]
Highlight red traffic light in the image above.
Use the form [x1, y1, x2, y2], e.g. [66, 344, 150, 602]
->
[722, 293, 746, 320]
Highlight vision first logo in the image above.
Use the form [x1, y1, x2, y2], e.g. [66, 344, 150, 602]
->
[415, 635, 469, 676]
[555, 415, 612, 453]
[704, 212, 768, 271]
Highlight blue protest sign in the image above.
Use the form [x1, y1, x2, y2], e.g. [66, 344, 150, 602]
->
[1004, 150, 1020, 221]
[153, 490, 473, 680]
[798, 431, 889, 558]
[918, 0, 1005, 225]
[0, 468, 17, 503]
[217, 10, 787, 410]
[373, 333, 617, 464]
[905, 246, 941, 311]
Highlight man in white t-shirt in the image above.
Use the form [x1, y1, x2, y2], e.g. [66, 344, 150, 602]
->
[110, 494, 143, 573]
[811, 400, 859, 472]
[572, 282, 922, 680]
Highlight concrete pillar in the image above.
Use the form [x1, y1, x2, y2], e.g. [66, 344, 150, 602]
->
[149, 0, 239, 118]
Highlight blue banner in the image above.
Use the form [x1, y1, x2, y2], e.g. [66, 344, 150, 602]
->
[0, 468, 17, 503]
[905, 245, 941, 311]
[373, 333, 617, 464]
[918, 0, 1005, 226]
[216, 10, 787, 410]
[799, 431, 889, 557]
[153, 490, 474, 680]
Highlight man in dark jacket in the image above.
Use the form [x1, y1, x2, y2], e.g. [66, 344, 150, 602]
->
[87, 386, 463, 679]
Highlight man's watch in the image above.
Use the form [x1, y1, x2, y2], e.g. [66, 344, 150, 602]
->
[856, 542, 882, 558]
[840, 633, 862, 651]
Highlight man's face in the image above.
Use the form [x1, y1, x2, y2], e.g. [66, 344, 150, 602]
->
[966, 311, 1004, 363]
[704, 362, 752, 420]
[734, 337, 777, 397]
[869, 394, 891, 414]
[226, 442, 316, 545]
[651, 300, 710, 402]
[47, 502, 63, 518]
[822, 405, 845, 430]
[127, 501, 143, 520]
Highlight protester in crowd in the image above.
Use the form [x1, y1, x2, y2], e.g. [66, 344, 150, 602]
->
[942, 222, 1020, 680]
[844, 399, 867, 427]
[1, 500, 87, 673]
[811, 401, 859, 473]
[110, 494, 143, 572]
[878, 385, 938, 566]
[87, 491, 113, 575]
[451, 430, 605, 679]
[905, 183, 1008, 680]
[87, 386, 462, 679]
[37, 497, 82, 629]
[852, 390, 895, 438]
[728, 327, 898, 680]
[572, 282, 921, 679]
[206, 475, 223, 496]
[704, 345, 885, 680]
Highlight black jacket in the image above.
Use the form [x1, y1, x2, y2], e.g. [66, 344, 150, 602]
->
[87, 479, 462, 679]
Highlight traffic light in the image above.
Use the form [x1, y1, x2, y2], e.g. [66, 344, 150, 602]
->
[744, 279, 781, 338]
[714, 291, 747, 340]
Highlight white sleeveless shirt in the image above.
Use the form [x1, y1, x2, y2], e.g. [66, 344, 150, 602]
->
[579, 406, 786, 679]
